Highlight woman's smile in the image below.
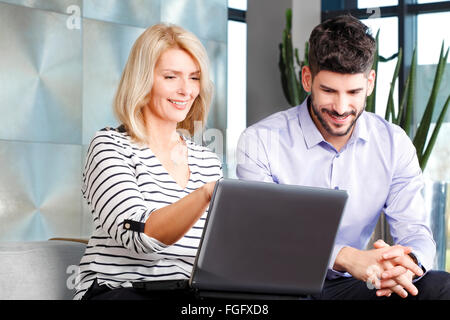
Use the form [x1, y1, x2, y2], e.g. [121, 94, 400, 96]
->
[168, 98, 189, 110]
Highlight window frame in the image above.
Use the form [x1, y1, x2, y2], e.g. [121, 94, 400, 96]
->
[228, 7, 246, 22]
[226, 3, 247, 178]
[321, 0, 450, 98]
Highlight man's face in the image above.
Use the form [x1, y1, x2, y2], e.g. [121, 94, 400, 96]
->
[302, 67, 375, 145]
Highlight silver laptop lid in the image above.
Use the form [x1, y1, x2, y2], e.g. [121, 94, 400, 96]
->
[190, 178, 348, 296]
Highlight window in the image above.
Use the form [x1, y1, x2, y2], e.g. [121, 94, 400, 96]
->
[227, 0, 247, 178]
[417, 11, 450, 64]
[416, 11, 450, 182]
[358, 0, 398, 8]
[418, 0, 449, 3]
[360, 16, 399, 118]
[228, 0, 247, 11]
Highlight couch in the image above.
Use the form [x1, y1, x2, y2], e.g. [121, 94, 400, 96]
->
[0, 239, 87, 300]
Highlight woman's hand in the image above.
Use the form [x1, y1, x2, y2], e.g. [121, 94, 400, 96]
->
[145, 180, 219, 245]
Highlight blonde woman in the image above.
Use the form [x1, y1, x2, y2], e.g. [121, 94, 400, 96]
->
[75, 23, 222, 300]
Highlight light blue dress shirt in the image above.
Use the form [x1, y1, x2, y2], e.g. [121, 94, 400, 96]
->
[236, 98, 435, 279]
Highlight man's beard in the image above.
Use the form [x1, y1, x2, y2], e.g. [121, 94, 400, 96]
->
[309, 92, 365, 137]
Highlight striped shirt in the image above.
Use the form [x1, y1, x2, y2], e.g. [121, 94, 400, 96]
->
[73, 126, 222, 300]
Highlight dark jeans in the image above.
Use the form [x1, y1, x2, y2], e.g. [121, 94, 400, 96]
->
[81, 279, 200, 300]
[82, 271, 450, 300]
[311, 270, 450, 300]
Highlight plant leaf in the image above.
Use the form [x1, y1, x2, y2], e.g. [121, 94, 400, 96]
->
[379, 52, 399, 62]
[413, 42, 448, 159]
[366, 30, 380, 113]
[294, 48, 303, 100]
[420, 95, 450, 170]
[279, 42, 290, 103]
[385, 48, 403, 123]
[400, 47, 417, 137]
[303, 41, 309, 67]
[286, 7, 292, 30]
[285, 31, 300, 105]
[396, 67, 409, 125]
[279, 8, 302, 106]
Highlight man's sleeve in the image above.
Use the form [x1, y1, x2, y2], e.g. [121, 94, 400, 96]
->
[384, 130, 436, 273]
[235, 127, 275, 183]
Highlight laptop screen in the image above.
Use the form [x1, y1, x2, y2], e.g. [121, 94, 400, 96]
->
[190, 179, 347, 297]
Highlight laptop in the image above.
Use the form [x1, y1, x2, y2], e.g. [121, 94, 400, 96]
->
[188, 178, 348, 299]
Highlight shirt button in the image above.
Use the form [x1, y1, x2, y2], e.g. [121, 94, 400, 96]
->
[125, 223, 131, 229]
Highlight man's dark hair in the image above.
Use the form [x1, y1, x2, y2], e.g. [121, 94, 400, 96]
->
[308, 15, 376, 77]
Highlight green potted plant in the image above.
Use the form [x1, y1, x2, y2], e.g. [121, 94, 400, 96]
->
[278, 8, 308, 107]
[371, 43, 449, 171]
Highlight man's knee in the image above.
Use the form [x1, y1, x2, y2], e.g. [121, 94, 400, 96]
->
[416, 270, 450, 300]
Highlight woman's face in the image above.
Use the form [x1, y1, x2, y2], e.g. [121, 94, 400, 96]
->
[148, 48, 201, 125]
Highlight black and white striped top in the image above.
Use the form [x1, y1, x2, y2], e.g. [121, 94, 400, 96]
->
[73, 126, 222, 300]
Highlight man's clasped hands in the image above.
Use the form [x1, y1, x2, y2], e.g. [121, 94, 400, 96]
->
[338, 240, 424, 298]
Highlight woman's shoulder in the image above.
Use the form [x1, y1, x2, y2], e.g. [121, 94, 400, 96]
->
[89, 125, 138, 151]
[86, 126, 149, 163]
[94, 124, 129, 140]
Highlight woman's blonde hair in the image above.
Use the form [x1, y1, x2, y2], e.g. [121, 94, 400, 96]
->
[113, 23, 213, 144]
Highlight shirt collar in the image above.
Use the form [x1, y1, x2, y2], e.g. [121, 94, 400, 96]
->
[297, 97, 325, 149]
[351, 111, 370, 143]
[297, 97, 370, 149]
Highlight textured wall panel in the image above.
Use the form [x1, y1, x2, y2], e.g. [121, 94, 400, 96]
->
[161, 0, 227, 42]
[0, 141, 82, 241]
[0, 0, 228, 241]
[0, 3, 82, 144]
[83, 0, 160, 28]
[82, 19, 145, 145]
[0, 0, 82, 15]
